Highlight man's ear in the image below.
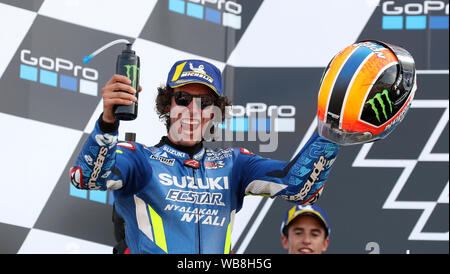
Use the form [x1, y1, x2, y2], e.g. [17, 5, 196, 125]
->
[322, 238, 330, 253]
[281, 235, 289, 250]
[164, 103, 171, 113]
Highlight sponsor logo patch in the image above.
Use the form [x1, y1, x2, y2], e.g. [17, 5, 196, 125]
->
[205, 161, 225, 169]
[87, 146, 109, 190]
[184, 159, 200, 169]
[150, 155, 175, 166]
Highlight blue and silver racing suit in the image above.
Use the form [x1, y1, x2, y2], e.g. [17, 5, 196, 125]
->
[70, 116, 340, 254]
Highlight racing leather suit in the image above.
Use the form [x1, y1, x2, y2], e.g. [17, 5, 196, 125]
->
[70, 116, 340, 254]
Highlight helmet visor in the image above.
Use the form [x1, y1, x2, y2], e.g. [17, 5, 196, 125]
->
[317, 117, 377, 145]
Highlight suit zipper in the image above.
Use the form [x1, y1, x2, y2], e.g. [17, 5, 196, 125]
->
[192, 167, 201, 254]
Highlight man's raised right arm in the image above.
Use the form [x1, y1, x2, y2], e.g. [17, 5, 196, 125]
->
[70, 114, 121, 190]
[69, 75, 139, 191]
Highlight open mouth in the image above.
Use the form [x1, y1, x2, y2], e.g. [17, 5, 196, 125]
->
[181, 118, 201, 132]
[298, 248, 313, 254]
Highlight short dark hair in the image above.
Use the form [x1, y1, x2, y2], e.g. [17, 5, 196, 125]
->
[155, 85, 232, 135]
[282, 214, 329, 239]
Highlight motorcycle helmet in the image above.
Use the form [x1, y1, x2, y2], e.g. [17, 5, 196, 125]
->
[317, 40, 417, 145]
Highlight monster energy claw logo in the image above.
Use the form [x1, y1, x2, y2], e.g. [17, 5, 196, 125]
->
[125, 64, 139, 89]
[366, 89, 393, 123]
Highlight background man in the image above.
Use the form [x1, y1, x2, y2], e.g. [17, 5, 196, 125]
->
[280, 204, 330, 254]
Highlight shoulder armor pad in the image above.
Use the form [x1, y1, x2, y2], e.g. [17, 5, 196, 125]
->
[117, 141, 136, 150]
[239, 148, 255, 156]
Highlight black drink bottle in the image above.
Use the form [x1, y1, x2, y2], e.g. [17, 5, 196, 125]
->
[114, 43, 140, 120]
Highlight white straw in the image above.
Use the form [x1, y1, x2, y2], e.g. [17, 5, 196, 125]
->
[90, 39, 131, 57]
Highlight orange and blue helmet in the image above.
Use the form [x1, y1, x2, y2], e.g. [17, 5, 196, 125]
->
[317, 40, 417, 145]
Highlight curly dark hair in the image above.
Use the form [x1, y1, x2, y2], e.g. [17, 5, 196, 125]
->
[155, 85, 232, 136]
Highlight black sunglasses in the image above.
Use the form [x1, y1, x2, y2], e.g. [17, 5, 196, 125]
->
[174, 91, 215, 109]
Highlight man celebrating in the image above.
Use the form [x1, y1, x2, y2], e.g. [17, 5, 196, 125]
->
[70, 40, 416, 254]
[280, 204, 330, 254]
[70, 59, 339, 254]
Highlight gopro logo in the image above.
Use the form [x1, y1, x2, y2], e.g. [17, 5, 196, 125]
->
[168, 0, 242, 29]
[382, 1, 449, 30]
[19, 49, 99, 96]
[221, 103, 296, 133]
